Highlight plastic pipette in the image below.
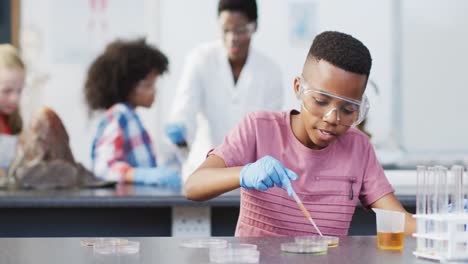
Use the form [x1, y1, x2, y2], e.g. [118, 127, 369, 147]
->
[290, 188, 323, 237]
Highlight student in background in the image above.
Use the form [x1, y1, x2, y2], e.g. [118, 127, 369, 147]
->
[185, 31, 416, 237]
[0, 44, 24, 136]
[0, 44, 24, 173]
[85, 38, 180, 186]
[165, 0, 284, 181]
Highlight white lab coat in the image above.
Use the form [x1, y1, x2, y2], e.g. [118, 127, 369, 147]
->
[170, 41, 284, 181]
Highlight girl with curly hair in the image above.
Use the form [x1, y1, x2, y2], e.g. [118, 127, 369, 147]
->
[85, 38, 179, 186]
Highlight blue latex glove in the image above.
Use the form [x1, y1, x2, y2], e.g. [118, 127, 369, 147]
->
[240, 156, 298, 196]
[133, 166, 181, 187]
[164, 123, 186, 145]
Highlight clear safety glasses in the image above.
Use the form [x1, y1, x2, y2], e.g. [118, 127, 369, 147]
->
[298, 76, 369, 127]
[221, 23, 256, 38]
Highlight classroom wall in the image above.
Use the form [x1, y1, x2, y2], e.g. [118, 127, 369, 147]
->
[17, 0, 468, 169]
[400, 0, 468, 157]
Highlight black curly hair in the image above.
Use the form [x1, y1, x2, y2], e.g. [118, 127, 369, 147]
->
[84, 38, 168, 111]
[308, 31, 372, 76]
[218, 0, 258, 22]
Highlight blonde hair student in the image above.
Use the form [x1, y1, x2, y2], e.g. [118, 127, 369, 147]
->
[0, 44, 24, 135]
[185, 31, 416, 237]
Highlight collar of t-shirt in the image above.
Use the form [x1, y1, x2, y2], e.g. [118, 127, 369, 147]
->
[0, 114, 12, 135]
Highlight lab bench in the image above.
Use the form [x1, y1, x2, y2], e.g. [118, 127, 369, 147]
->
[0, 236, 436, 263]
[0, 184, 416, 237]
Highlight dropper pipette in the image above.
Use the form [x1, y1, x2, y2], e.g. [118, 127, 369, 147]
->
[290, 187, 323, 237]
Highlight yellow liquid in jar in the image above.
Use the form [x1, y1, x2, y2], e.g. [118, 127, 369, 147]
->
[377, 232, 404, 250]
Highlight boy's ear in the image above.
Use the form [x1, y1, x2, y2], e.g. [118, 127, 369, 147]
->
[294, 77, 301, 100]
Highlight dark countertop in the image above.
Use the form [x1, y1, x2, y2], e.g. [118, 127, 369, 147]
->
[0, 184, 416, 208]
[0, 185, 240, 208]
[0, 236, 436, 264]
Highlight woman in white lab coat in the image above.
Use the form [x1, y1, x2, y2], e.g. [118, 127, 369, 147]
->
[165, 0, 284, 181]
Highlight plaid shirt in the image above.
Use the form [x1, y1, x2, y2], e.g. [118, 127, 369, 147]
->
[91, 103, 157, 182]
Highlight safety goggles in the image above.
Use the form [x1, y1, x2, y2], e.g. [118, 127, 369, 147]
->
[298, 76, 369, 127]
[221, 23, 256, 38]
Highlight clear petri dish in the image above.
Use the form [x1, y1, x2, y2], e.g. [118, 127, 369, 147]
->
[93, 240, 140, 255]
[281, 242, 328, 254]
[226, 243, 257, 250]
[180, 238, 228, 249]
[295, 235, 340, 247]
[324, 236, 340, 247]
[80, 238, 128, 247]
[210, 243, 259, 263]
[117, 241, 140, 255]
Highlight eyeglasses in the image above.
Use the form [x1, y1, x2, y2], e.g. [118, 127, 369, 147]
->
[298, 76, 369, 127]
[221, 23, 255, 37]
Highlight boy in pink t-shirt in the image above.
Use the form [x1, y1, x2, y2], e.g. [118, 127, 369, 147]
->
[185, 31, 416, 237]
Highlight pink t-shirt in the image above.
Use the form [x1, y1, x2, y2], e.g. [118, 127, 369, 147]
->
[210, 110, 394, 237]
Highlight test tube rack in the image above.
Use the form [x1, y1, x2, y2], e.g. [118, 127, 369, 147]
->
[413, 214, 468, 261]
[413, 165, 468, 262]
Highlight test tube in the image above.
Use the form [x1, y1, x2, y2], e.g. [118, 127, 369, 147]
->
[416, 165, 427, 252]
[436, 166, 448, 255]
[417, 166, 427, 215]
[435, 166, 448, 215]
[464, 166, 468, 233]
[426, 167, 436, 216]
[425, 167, 436, 254]
[464, 166, 468, 212]
[448, 165, 464, 213]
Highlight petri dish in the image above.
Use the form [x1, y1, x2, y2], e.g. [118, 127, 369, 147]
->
[93, 240, 140, 255]
[295, 235, 339, 247]
[226, 243, 257, 250]
[210, 243, 259, 263]
[281, 242, 328, 254]
[324, 236, 340, 247]
[180, 238, 228, 249]
[80, 238, 128, 247]
[117, 241, 140, 255]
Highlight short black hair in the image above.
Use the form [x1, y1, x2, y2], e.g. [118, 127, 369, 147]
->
[84, 38, 168, 111]
[308, 31, 372, 76]
[218, 0, 258, 22]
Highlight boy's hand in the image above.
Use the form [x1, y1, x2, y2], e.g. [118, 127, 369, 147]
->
[240, 156, 298, 196]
